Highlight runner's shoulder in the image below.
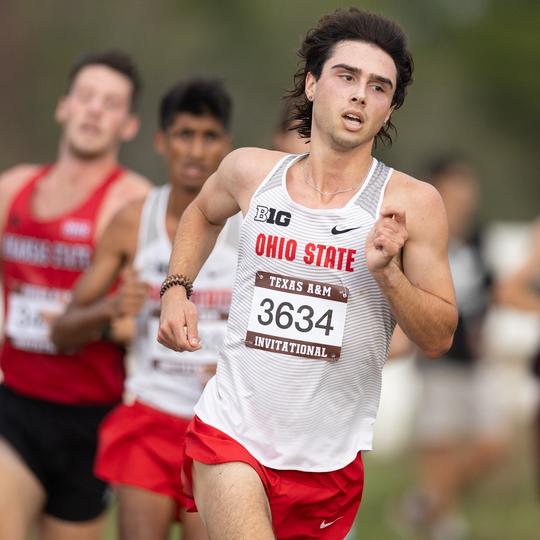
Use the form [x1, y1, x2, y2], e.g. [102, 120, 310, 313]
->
[0, 163, 41, 195]
[101, 193, 147, 251]
[0, 164, 41, 229]
[385, 169, 446, 237]
[109, 196, 146, 229]
[386, 169, 444, 213]
[97, 170, 152, 239]
[113, 169, 153, 201]
[219, 147, 290, 189]
[95, 197, 144, 260]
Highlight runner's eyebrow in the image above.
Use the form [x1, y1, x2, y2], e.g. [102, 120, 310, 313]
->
[331, 64, 393, 89]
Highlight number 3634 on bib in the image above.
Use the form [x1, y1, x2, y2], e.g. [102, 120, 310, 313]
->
[245, 271, 349, 361]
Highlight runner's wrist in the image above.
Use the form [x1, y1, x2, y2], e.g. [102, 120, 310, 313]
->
[371, 262, 402, 288]
[106, 295, 122, 319]
[161, 285, 188, 301]
[160, 273, 193, 299]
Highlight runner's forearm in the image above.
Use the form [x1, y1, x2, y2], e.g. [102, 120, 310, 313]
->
[50, 296, 117, 350]
[496, 279, 540, 312]
[167, 201, 224, 281]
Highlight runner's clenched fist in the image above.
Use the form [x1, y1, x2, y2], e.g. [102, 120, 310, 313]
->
[366, 207, 408, 274]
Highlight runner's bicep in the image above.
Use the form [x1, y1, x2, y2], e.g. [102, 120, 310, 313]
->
[402, 191, 455, 305]
[196, 170, 241, 226]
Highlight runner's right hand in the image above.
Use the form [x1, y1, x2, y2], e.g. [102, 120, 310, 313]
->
[110, 315, 136, 345]
[158, 286, 201, 352]
[114, 267, 149, 317]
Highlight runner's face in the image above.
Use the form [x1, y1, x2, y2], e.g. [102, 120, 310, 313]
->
[306, 40, 397, 150]
[56, 65, 138, 159]
[156, 113, 231, 193]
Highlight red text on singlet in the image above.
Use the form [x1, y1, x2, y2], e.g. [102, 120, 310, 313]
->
[1, 165, 125, 405]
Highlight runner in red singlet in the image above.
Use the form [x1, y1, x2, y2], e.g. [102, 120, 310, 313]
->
[0, 50, 150, 540]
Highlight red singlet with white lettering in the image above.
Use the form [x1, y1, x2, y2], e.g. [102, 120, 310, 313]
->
[1, 165, 125, 405]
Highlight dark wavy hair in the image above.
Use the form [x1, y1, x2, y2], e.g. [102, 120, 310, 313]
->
[287, 8, 413, 146]
[67, 50, 142, 111]
[159, 78, 232, 132]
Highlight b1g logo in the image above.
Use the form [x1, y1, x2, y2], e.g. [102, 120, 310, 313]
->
[254, 205, 291, 227]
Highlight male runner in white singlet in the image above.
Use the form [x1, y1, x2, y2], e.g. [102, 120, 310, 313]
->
[0, 51, 150, 540]
[159, 9, 458, 540]
[52, 79, 235, 540]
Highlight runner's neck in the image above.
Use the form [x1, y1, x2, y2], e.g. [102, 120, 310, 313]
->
[49, 152, 120, 191]
[306, 139, 374, 194]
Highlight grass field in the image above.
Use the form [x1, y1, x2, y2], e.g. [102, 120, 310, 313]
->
[103, 423, 539, 540]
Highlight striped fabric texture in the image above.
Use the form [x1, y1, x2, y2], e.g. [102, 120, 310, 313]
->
[195, 154, 396, 471]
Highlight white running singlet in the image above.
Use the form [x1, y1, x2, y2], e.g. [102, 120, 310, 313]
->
[195, 154, 396, 471]
[128, 185, 238, 417]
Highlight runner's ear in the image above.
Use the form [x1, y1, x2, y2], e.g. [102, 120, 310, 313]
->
[120, 115, 140, 142]
[55, 97, 68, 125]
[154, 131, 166, 156]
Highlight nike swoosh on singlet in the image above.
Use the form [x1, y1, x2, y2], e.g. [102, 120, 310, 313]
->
[331, 225, 362, 235]
[320, 516, 344, 529]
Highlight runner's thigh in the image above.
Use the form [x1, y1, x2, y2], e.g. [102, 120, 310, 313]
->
[193, 460, 274, 540]
[0, 438, 45, 540]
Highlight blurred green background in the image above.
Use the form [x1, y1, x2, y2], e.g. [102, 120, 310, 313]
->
[1, 0, 538, 221]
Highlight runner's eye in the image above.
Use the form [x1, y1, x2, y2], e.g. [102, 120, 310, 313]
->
[175, 130, 193, 140]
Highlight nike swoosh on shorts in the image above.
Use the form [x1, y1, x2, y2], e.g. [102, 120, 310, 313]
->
[320, 516, 344, 529]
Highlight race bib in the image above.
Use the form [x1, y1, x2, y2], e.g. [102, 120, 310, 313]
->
[245, 271, 349, 361]
[5, 290, 68, 353]
[148, 316, 226, 374]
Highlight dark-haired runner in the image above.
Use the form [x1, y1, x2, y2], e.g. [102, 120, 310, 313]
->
[159, 9, 457, 539]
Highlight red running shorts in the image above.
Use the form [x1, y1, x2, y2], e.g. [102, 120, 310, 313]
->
[182, 416, 364, 539]
[95, 400, 191, 516]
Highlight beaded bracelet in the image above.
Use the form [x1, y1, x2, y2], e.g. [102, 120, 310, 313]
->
[159, 273, 194, 299]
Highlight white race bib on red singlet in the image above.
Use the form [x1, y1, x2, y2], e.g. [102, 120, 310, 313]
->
[5, 289, 68, 353]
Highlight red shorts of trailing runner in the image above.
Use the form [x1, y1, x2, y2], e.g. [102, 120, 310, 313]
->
[182, 416, 364, 539]
[95, 400, 191, 518]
